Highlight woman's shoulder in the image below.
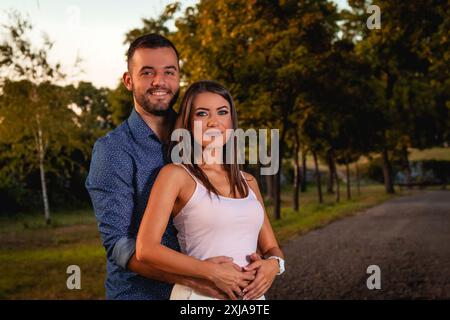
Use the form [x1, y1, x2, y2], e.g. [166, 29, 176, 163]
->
[241, 171, 259, 189]
[158, 163, 192, 182]
[241, 171, 256, 182]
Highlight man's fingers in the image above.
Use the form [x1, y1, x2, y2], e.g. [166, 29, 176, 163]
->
[207, 289, 228, 300]
[226, 289, 238, 300]
[232, 263, 242, 271]
[232, 285, 243, 297]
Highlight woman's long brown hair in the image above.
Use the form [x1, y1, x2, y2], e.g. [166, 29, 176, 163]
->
[171, 80, 248, 199]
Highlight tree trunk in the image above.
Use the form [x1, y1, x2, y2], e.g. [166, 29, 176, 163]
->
[264, 174, 274, 202]
[330, 151, 340, 203]
[355, 162, 361, 196]
[301, 148, 308, 192]
[37, 117, 51, 225]
[382, 71, 396, 195]
[274, 170, 281, 220]
[326, 149, 335, 194]
[293, 133, 300, 212]
[382, 146, 395, 194]
[312, 150, 323, 204]
[274, 125, 287, 220]
[345, 159, 351, 200]
[335, 163, 340, 203]
[401, 145, 412, 188]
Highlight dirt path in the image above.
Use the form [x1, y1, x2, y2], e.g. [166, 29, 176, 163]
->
[267, 190, 450, 299]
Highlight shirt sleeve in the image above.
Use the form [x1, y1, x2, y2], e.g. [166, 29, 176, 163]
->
[85, 138, 136, 269]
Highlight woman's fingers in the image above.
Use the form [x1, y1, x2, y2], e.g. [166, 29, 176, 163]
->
[232, 284, 243, 297]
[244, 269, 257, 276]
[226, 288, 238, 300]
[249, 252, 263, 261]
[244, 260, 262, 271]
[243, 271, 263, 293]
[244, 281, 267, 300]
[241, 270, 257, 281]
[238, 279, 250, 288]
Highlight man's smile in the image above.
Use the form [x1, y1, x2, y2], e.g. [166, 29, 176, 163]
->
[148, 89, 171, 97]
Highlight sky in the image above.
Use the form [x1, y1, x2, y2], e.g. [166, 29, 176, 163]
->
[0, 0, 350, 89]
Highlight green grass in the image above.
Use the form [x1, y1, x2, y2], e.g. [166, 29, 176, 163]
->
[0, 209, 105, 299]
[0, 183, 412, 299]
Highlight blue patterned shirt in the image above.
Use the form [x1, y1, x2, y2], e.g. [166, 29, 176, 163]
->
[86, 108, 180, 300]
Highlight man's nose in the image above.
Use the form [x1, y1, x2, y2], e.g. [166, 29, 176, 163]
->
[151, 72, 164, 86]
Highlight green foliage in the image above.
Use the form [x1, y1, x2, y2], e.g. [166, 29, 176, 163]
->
[107, 80, 134, 126]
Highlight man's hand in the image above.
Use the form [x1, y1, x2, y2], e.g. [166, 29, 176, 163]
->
[184, 277, 228, 300]
[242, 253, 279, 300]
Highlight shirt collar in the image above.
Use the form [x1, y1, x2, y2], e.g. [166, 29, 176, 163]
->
[127, 107, 178, 143]
[127, 108, 158, 141]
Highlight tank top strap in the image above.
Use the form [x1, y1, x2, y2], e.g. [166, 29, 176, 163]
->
[239, 171, 256, 198]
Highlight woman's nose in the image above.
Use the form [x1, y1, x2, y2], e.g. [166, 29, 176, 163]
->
[207, 117, 219, 127]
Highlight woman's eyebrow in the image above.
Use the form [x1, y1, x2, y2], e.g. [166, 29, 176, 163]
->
[193, 106, 210, 111]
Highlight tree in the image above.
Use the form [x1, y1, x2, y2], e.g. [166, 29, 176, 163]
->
[107, 80, 134, 127]
[344, 0, 449, 193]
[0, 12, 79, 223]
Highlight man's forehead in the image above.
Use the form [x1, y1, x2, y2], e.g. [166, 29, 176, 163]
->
[132, 47, 178, 67]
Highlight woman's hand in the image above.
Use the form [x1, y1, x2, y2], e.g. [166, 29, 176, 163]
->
[207, 261, 256, 300]
[242, 253, 279, 300]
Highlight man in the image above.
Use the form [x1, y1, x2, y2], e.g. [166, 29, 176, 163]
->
[86, 34, 238, 299]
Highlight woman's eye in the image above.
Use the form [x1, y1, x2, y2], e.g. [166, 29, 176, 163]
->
[196, 111, 208, 117]
[218, 110, 229, 115]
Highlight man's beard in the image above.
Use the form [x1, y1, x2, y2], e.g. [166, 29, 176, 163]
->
[134, 87, 180, 116]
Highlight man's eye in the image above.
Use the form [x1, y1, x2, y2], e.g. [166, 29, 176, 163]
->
[142, 72, 154, 76]
[165, 71, 175, 76]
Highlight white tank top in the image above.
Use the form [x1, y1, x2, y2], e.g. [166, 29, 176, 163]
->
[173, 165, 265, 267]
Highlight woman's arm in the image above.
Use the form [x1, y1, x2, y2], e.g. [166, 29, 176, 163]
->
[242, 172, 285, 300]
[136, 164, 254, 298]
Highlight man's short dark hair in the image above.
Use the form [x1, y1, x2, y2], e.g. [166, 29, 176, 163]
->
[127, 33, 179, 70]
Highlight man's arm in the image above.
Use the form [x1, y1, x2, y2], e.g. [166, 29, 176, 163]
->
[127, 253, 228, 299]
[86, 139, 137, 266]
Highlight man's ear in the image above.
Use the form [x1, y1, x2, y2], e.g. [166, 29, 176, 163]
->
[122, 71, 133, 91]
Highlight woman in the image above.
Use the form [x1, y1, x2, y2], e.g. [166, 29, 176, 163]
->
[136, 80, 285, 300]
